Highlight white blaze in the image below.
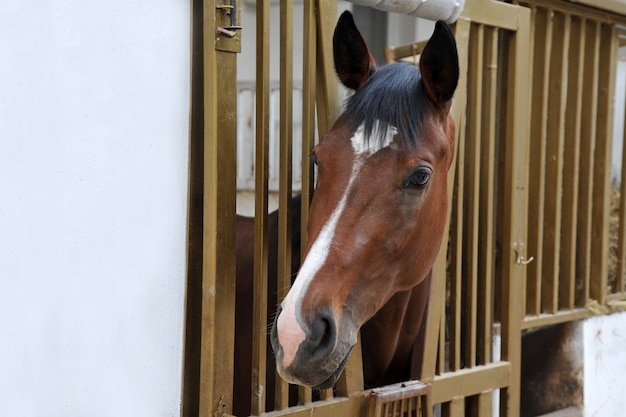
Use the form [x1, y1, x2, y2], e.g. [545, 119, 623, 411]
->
[350, 122, 396, 156]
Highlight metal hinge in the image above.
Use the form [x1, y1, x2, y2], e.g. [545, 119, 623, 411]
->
[216, 1, 241, 53]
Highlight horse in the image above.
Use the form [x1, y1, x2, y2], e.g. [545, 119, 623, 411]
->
[270, 11, 459, 390]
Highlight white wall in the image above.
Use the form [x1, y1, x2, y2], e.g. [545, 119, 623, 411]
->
[583, 311, 626, 417]
[0, 1, 190, 416]
[238, 1, 353, 83]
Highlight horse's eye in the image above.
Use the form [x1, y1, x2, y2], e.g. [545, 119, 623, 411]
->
[403, 168, 431, 189]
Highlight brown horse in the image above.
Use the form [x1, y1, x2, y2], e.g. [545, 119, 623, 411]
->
[270, 11, 459, 390]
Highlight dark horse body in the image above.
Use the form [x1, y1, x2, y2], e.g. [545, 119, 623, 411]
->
[235, 11, 458, 414]
[234, 196, 301, 416]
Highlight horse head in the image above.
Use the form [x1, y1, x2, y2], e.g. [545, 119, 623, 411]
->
[270, 10, 459, 389]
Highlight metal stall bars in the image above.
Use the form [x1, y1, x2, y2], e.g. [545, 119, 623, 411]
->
[187, 1, 626, 417]
[246, 0, 447, 415]
[387, 1, 626, 416]
[386, 0, 532, 416]
[250, 0, 365, 415]
[514, 0, 626, 329]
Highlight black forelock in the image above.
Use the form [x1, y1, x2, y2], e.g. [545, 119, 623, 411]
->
[343, 62, 430, 150]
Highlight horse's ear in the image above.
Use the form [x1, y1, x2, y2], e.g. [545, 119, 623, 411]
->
[333, 11, 378, 91]
[420, 21, 459, 106]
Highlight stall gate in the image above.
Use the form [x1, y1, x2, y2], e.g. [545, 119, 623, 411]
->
[183, 1, 626, 417]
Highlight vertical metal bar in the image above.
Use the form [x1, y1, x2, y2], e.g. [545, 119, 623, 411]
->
[590, 22, 617, 305]
[297, 5, 317, 408]
[319, 388, 333, 401]
[560, 14, 584, 310]
[541, 10, 569, 314]
[526, 6, 550, 317]
[450, 144, 463, 372]
[450, 29, 468, 371]
[437, 303, 446, 375]
[198, 1, 238, 416]
[422, 393, 433, 417]
[278, 0, 293, 306]
[370, 398, 383, 417]
[300, 0, 316, 252]
[576, 20, 600, 306]
[375, 400, 382, 417]
[182, 2, 206, 415]
[416, 397, 421, 417]
[252, 0, 271, 414]
[425, 16, 471, 381]
[336, 332, 364, 395]
[478, 26, 498, 365]
[464, 23, 484, 369]
[275, 0, 294, 410]
[477, 391, 493, 417]
[448, 397, 465, 417]
[314, 0, 338, 135]
[500, 6, 531, 417]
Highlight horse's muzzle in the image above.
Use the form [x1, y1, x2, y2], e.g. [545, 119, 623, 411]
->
[270, 305, 351, 388]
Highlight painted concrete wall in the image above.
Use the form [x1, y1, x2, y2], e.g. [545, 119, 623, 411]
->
[0, 1, 190, 416]
[526, 311, 626, 416]
[583, 311, 626, 417]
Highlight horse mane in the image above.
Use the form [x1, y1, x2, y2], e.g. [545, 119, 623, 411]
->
[343, 62, 430, 150]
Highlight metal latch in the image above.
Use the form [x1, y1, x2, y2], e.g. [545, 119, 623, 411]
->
[216, 1, 241, 52]
[512, 241, 534, 266]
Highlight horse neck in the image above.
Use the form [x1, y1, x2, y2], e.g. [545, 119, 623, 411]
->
[360, 270, 432, 388]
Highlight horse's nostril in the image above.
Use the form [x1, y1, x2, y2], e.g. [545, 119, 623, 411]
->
[309, 312, 337, 360]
